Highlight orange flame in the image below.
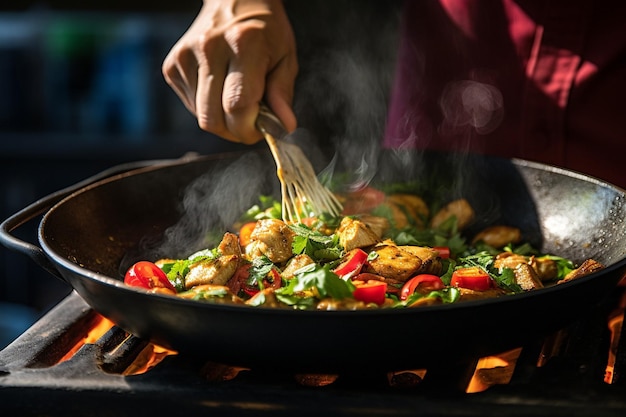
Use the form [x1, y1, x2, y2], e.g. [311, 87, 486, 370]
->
[57, 315, 115, 363]
[56, 314, 177, 373]
[605, 286, 626, 384]
[466, 348, 522, 393]
[124, 344, 177, 375]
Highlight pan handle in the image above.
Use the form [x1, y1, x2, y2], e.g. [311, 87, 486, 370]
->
[0, 157, 189, 282]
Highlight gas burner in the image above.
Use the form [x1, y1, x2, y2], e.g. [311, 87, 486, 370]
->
[1, 290, 626, 416]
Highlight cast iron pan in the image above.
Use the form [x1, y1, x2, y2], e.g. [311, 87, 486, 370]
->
[2, 150, 626, 373]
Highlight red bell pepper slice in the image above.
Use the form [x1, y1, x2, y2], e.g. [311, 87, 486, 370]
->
[342, 186, 386, 215]
[451, 267, 493, 291]
[334, 248, 369, 279]
[238, 221, 257, 246]
[266, 268, 283, 290]
[352, 280, 387, 305]
[228, 264, 282, 297]
[227, 263, 252, 295]
[433, 246, 451, 259]
[400, 274, 445, 300]
[124, 261, 176, 293]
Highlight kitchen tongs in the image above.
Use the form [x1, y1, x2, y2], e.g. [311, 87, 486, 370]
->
[256, 104, 343, 223]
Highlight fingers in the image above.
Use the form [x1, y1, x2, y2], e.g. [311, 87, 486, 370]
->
[163, 37, 295, 145]
[189, 22, 266, 144]
[222, 71, 264, 144]
[265, 54, 299, 134]
[195, 41, 237, 141]
[162, 46, 200, 115]
[162, 0, 298, 144]
[220, 21, 270, 143]
[219, 18, 299, 140]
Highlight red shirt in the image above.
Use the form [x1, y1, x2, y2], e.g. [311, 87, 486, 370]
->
[384, 0, 626, 187]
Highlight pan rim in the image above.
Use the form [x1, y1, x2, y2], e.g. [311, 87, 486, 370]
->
[37, 151, 626, 317]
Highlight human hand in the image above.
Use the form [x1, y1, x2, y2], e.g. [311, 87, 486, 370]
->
[162, 0, 298, 144]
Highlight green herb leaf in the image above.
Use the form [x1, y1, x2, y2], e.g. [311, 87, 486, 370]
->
[389, 216, 467, 256]
[248, 256, 275, 288]
[289, 224, 341, 261]
[278, 264, 354, 300]
[240, 195, 282, 221]
[160, 260, 190, 292]
[398, 287, 460, 307]
[537, 255, 575, 279]
[274, 293, 317, 310]
[188, 247, 220, 261]
[439, 258, 457, 286]
[180, 286, 230, 301]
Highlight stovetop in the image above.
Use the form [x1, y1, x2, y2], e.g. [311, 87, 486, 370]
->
[1, 290, 626, 417]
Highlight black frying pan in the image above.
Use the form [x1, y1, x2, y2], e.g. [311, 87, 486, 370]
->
[2, 150, 626, 373]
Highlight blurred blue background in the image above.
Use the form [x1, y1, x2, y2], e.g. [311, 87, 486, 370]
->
[0, 1, 245, 349]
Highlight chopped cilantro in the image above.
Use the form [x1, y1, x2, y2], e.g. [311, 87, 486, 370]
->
[537, 254, 576, 279]
[277, 264, 354, 300]
[396, 287, 460, 308]
[240, 195, 282, 221]
[289, 223, 342, 262]
[188, 247, 220, 261]
[160, 260, 190, 292]
[181, 286, 230, 301]
[247, 256, 275, 289]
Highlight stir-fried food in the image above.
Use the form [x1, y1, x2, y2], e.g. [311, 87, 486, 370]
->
[123, 187, 604, 310]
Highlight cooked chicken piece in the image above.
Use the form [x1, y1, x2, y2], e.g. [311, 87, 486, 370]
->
[494, 252, 559, 282]
[430, 198, 475, 230]
[178, 284, 245, 304]
[513, 263, 544, 291]
[494, 252, 528, 270]
[379, 202, 412, 229]
[396, 194, 430, 218]
[399, 246, 443, 275]
[316, 297, 393, 310]
[218, 232, 242, 257]
[472, 225, 522, 248]
[182, 232, 245, 289]
[533, 257, 558, 281]
[357, 214, 391, 238]
[457, 287, 507, 302]
[364, 243, 423, 282]
[337, 216, 381, 252]
[386, 194, 430, 228]
[559, 259, 604, 283]
[245, 218, 295, 264]
[154, 259, 176, 268]
[184, 254, 240, 289]
[281, 254, 315, 279]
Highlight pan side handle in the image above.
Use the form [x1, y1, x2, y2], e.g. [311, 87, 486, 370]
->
[0, 158, 181, 283]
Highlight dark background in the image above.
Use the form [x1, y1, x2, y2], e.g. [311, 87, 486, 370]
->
[0, 0, 235, 348]
[0, 0, 402, 347]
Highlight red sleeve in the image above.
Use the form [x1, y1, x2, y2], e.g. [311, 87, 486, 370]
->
[384, 0, 626, 187]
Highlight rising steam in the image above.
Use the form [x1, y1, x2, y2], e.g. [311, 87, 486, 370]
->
[145, 152, 278, 260]
[143, 1, 510, 262]
[288, 1, 403, 191]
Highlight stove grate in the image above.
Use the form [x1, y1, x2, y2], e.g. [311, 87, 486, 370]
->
[1, 290, 626, 416]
